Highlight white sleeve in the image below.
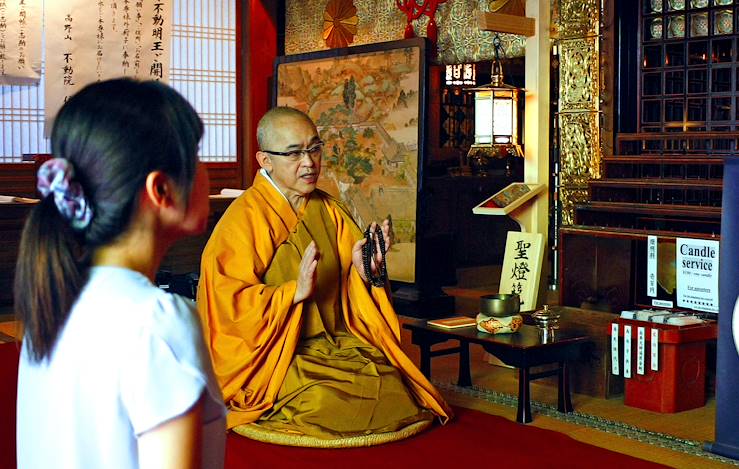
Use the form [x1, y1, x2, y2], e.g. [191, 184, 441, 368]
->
[120, 293, 223, 436]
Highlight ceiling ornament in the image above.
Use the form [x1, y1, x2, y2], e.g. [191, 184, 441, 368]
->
[323, 0, 359, 48]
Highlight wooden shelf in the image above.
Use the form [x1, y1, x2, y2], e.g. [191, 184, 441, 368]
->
[589, 178, 722, 189]
[576, 201, 721, 218]
[604, 155, 725, 164]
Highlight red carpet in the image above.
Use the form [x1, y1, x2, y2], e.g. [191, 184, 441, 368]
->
[0, 341, 19, 469]
[225, 407, 668, 469]
[0, 342, 666, 469]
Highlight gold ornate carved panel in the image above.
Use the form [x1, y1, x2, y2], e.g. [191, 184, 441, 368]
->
[559, 38, 599, 112]
[556, 0, 603, 225]
[559, 111, 601, 186]
[558, 0, 599, 39]
[559, 185, 589, 226]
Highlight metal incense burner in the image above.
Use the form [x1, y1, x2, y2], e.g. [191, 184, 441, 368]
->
[531, 305, 561, 343]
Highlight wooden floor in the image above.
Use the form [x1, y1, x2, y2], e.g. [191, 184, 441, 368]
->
[397, 318, 735, 469]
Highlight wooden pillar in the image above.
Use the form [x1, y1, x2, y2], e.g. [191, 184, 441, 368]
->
[514, 0, 549, 236]
[243, 0, 279, 186]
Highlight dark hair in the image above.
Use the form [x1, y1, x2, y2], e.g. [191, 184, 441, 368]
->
[15, 79, 203, 362]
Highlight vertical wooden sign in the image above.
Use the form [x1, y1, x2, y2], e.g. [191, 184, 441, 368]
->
[499, 231, 544, 310]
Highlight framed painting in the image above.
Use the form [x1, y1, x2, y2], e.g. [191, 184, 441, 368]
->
[274, 38, 428, 285]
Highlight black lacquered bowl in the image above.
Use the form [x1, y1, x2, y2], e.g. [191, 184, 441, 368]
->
[480, 293, 521, 318]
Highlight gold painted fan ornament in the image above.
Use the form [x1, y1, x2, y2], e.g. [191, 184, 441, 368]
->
[323, 0, 358, 49]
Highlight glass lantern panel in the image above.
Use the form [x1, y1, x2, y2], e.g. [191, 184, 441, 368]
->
[474, 93, 493, 144]
[492, 98, 513, 142]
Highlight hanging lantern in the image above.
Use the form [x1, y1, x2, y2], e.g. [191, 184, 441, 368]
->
[466, 35, 524, 174]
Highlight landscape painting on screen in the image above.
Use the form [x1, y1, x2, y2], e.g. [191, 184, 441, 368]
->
[276, 42, 423, 283]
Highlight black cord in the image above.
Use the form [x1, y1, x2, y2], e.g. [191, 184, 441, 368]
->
[362, 224, 387, 287]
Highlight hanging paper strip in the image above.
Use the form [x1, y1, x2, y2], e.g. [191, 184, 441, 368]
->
[0, 0, 42, 85]
[45, 0, 172, 130]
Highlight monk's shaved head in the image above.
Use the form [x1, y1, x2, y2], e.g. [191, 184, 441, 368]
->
[257, 106, 315, 151]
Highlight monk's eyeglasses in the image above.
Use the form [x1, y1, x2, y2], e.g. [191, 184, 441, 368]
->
[264, 141, 324, 161]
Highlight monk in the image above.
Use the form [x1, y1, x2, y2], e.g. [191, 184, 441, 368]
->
[197, 106, 452, 440]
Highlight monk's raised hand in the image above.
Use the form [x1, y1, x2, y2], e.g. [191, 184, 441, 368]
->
[294, 241, 319, 304]
[351, 221, 391, 284]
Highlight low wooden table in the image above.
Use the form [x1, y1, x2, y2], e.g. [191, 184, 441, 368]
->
[403, 320, 590, 423]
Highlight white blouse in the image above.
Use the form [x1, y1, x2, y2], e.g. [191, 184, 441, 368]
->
[17, 266, 226, 469]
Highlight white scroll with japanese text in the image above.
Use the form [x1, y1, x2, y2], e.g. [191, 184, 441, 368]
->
[499, 231, 544, 310]
[0, 0, 42, 84]
[45, 0, 172, 129]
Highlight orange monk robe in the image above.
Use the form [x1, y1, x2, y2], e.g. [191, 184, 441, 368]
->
[197, 172, 453, 429]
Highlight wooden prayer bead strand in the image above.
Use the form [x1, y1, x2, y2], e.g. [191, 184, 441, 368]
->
[362, 224, 387, 287]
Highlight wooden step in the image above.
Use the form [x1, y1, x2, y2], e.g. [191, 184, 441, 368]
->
[564, 224, 722, 239]
[576, 201, 721, 218]
[588, 178, 722, 189]
[574, 203, 722, 234]
[617, 131, 739, 140]
[604, 155, 725, 164]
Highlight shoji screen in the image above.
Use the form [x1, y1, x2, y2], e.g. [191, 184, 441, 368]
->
[171, 0, 236, 162]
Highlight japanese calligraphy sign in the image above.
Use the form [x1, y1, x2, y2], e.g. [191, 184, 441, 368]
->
[0, 0, 42, 85]
[647, 235, 657, 298]
[499, 231, 544, 310]
[45, 0, 172, 130]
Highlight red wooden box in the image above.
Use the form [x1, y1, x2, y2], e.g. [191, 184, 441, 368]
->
[610, 318, 717, 413]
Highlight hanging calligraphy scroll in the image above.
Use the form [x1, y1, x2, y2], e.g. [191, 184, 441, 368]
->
[0, 0, 42, 85]
[45, 0, 172, 129]
[499, 231, 544, 310]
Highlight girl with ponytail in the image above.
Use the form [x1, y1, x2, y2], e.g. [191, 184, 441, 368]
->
[15, 79, 225, 469]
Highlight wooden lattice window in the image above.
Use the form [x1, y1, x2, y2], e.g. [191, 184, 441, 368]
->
[640, 0, 738, 138]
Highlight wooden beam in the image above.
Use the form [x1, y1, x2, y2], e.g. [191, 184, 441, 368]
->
[477, 11, 535, 37]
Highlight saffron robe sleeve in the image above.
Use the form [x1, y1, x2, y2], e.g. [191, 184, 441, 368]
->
[323, 198, 453, 424]
[198, 173, 452, 428]
[197, 175, 306, 429]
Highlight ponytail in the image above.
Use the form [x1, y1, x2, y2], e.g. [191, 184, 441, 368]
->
[14, 197, 87, 362]
[14, 78, 202, 362]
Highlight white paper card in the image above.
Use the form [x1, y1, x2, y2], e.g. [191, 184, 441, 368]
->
[637, 327, 646, 375]
[611, 323, 620, 375]
[647, 235, 658, 297]
[651, 328, 659, 371]
[652, 299, 674, 308]
[676, 238, 719, 313]
[624, 325, 632, 378]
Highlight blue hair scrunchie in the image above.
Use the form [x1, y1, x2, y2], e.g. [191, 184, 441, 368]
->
[37, 158, 93, 230]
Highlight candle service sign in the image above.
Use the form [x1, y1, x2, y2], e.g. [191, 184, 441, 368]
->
[676, 238, 719, 313]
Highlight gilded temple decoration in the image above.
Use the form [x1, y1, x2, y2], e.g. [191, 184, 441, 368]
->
[323, 0, 359, 48]
[558, 112, 601, 186]
[556, 0, 603, 226]
[558, 0, 599, 38]
[285, 0, 526, 63]
[559, 186, 590, 227]
[559, 38, 598, 112]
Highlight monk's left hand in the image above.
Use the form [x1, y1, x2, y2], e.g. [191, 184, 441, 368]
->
[351, 219, 392, 283]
